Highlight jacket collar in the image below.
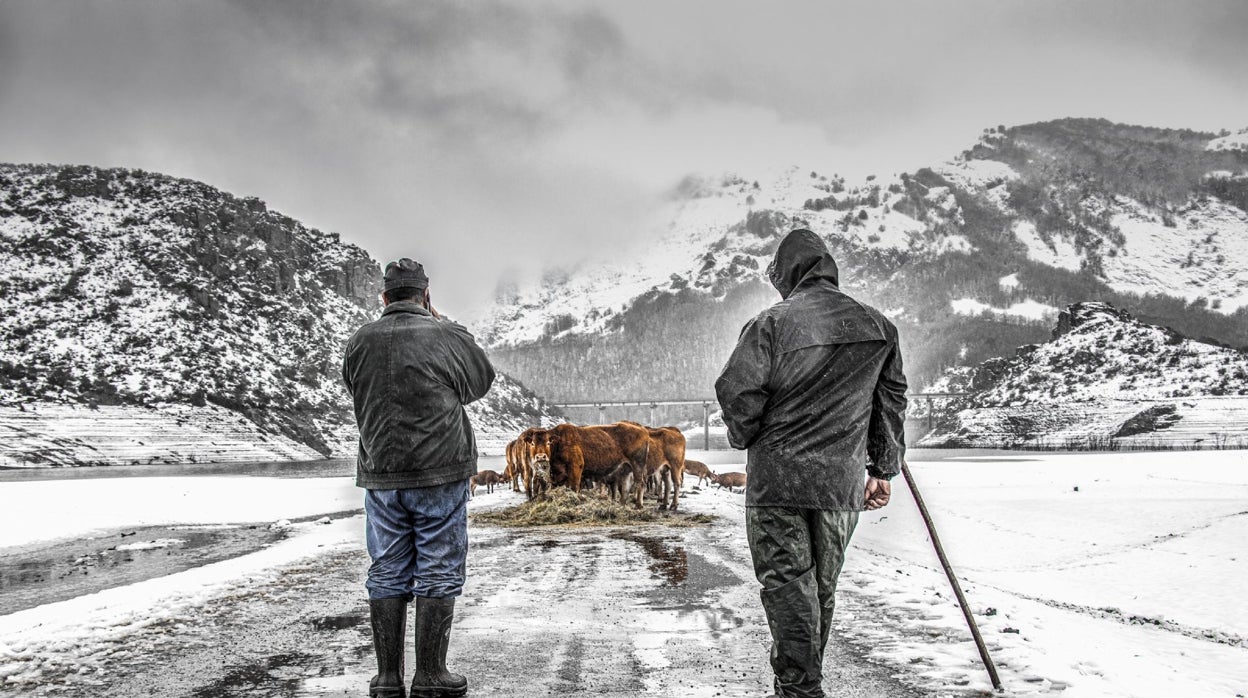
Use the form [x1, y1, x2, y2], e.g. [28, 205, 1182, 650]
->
[381, 301, 432, 318]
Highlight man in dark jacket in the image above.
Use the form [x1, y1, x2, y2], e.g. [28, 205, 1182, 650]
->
[715, 229, 907, 698]
[342, 257, 495, 698]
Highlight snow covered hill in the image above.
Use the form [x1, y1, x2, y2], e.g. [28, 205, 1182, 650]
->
[1207, 127, 1248, 152]
[0, 164, 558, 466]
[479, 119, 1248, 405]
[919, 302, 1248, 448]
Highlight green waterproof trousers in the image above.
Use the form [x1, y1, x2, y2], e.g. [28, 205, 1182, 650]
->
[746, 507, 860, 698]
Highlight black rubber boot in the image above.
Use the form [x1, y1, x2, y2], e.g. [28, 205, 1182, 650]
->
[409, 596, 468, 698]
[369, 597, 408, 698]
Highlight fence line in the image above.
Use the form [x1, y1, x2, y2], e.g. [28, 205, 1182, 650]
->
[547, 393, 967, 450]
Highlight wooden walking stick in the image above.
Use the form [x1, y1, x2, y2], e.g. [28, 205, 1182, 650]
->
[900, 460, 1004, 692]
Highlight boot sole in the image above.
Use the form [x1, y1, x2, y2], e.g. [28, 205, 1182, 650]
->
[409, 686, 466, 698]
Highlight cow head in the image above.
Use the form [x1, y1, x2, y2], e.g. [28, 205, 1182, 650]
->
[522, 428, 555, 462]
[522, 428, 557, 483]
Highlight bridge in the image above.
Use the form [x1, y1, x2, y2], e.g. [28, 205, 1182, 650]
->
[548, 393, 967, 450]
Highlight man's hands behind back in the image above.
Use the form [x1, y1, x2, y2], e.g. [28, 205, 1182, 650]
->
[864, 476, 891, 510]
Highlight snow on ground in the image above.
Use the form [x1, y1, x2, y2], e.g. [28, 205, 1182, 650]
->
[950, 297, 1058, 322]
[1104, 197, 1248, 313]
[114, 538, 185, 552]
[0, 516, 363, 688]
[2, 451, 1246, 696]
[934, 160, 1019, 190]
[653, 450, 1248, 697]
[933, 160, 1018, 213]
[842, 450, 1248, 697]
[0, 476, 360, 547]
[949, 298, 992, 315]
[1014, 221, 1084, 272]
[0, 403, 325, 468]
[924, 397, 1248, 449]
[1206, 129, 1248, 152]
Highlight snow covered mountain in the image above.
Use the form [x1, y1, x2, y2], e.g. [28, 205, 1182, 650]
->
[480, 119, 1248, 406]
[919, 302, 1248, 448]
[0, 164, 557, 466]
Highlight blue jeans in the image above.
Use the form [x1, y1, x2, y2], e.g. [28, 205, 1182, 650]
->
[364, 479, 469, 600]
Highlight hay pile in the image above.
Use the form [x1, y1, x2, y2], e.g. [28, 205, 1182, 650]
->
[471, 488, 716, 528]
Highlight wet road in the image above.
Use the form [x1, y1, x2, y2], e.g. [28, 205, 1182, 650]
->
[26, 516, 926, 698]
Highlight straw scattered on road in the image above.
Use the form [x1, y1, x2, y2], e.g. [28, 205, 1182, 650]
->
[471, 488, 716, 528]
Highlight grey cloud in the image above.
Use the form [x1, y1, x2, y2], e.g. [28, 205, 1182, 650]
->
[228, 0, 633, 143]
[3, 0, 1247, 317]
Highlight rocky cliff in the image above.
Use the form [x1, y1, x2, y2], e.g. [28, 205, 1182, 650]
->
[0, 164, 558, 466]
[919, 302, 1248, 449]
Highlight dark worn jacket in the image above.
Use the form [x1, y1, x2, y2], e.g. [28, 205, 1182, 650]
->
[715, 230, 907, 510]
[342, 301, 495, 489]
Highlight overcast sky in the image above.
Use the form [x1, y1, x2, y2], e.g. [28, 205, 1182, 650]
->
[2, 1, 1246, 317]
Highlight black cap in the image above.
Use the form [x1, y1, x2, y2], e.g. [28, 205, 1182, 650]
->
[383, 258, 428, 292]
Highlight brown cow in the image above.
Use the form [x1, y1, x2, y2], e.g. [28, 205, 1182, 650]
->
[475, 469, 504, 494]
[522, 427, 563, 499]
[623, 422, 687, 511]
[504, 438, 529, 494]
[595, 461, 635, 502]
[523, 422, 651, 507]
[683, 459, 715, 487]
[502, 440, 516, 491]
[712, 471, 747, 493]
[516, 427, 546, 500]
[647, 465, 679, 509]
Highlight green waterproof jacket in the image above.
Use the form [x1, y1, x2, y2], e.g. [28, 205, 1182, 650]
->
[715, 230, 907, 510]
[342, 301, 495, 489]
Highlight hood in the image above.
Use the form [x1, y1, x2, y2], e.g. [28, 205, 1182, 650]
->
[767, 229, 840, 299]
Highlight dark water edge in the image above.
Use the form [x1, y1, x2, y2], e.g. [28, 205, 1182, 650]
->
[0, 457, 358, 482]
[0, 448, 1072, 484]
[0, 510, 363, 616]
[0, 522, 286, 615]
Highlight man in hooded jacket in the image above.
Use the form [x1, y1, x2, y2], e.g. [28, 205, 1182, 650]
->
[715, 229, 907, 698]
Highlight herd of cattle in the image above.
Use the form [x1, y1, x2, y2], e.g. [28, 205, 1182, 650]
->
[468, 421, 748, 508]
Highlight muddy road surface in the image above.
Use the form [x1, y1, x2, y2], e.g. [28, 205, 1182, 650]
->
[11, 507, 925, 697]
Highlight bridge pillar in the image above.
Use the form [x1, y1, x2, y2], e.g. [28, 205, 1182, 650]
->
[702, 401, 710, 450]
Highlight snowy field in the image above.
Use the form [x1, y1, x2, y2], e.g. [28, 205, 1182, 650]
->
[1, 451, 1246, 696]
[842, 450, 1248, 697]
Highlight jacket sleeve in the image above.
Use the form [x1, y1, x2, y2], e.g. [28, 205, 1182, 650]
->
[867, 327, 908, 479]
[439, 321, 496, 405]
[340, 333, 357, 396]
[714, 314, 773, 450]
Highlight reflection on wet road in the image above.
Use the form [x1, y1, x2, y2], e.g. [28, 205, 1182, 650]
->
[450, 524, 762, 697]
[609, 531, 690, 586]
